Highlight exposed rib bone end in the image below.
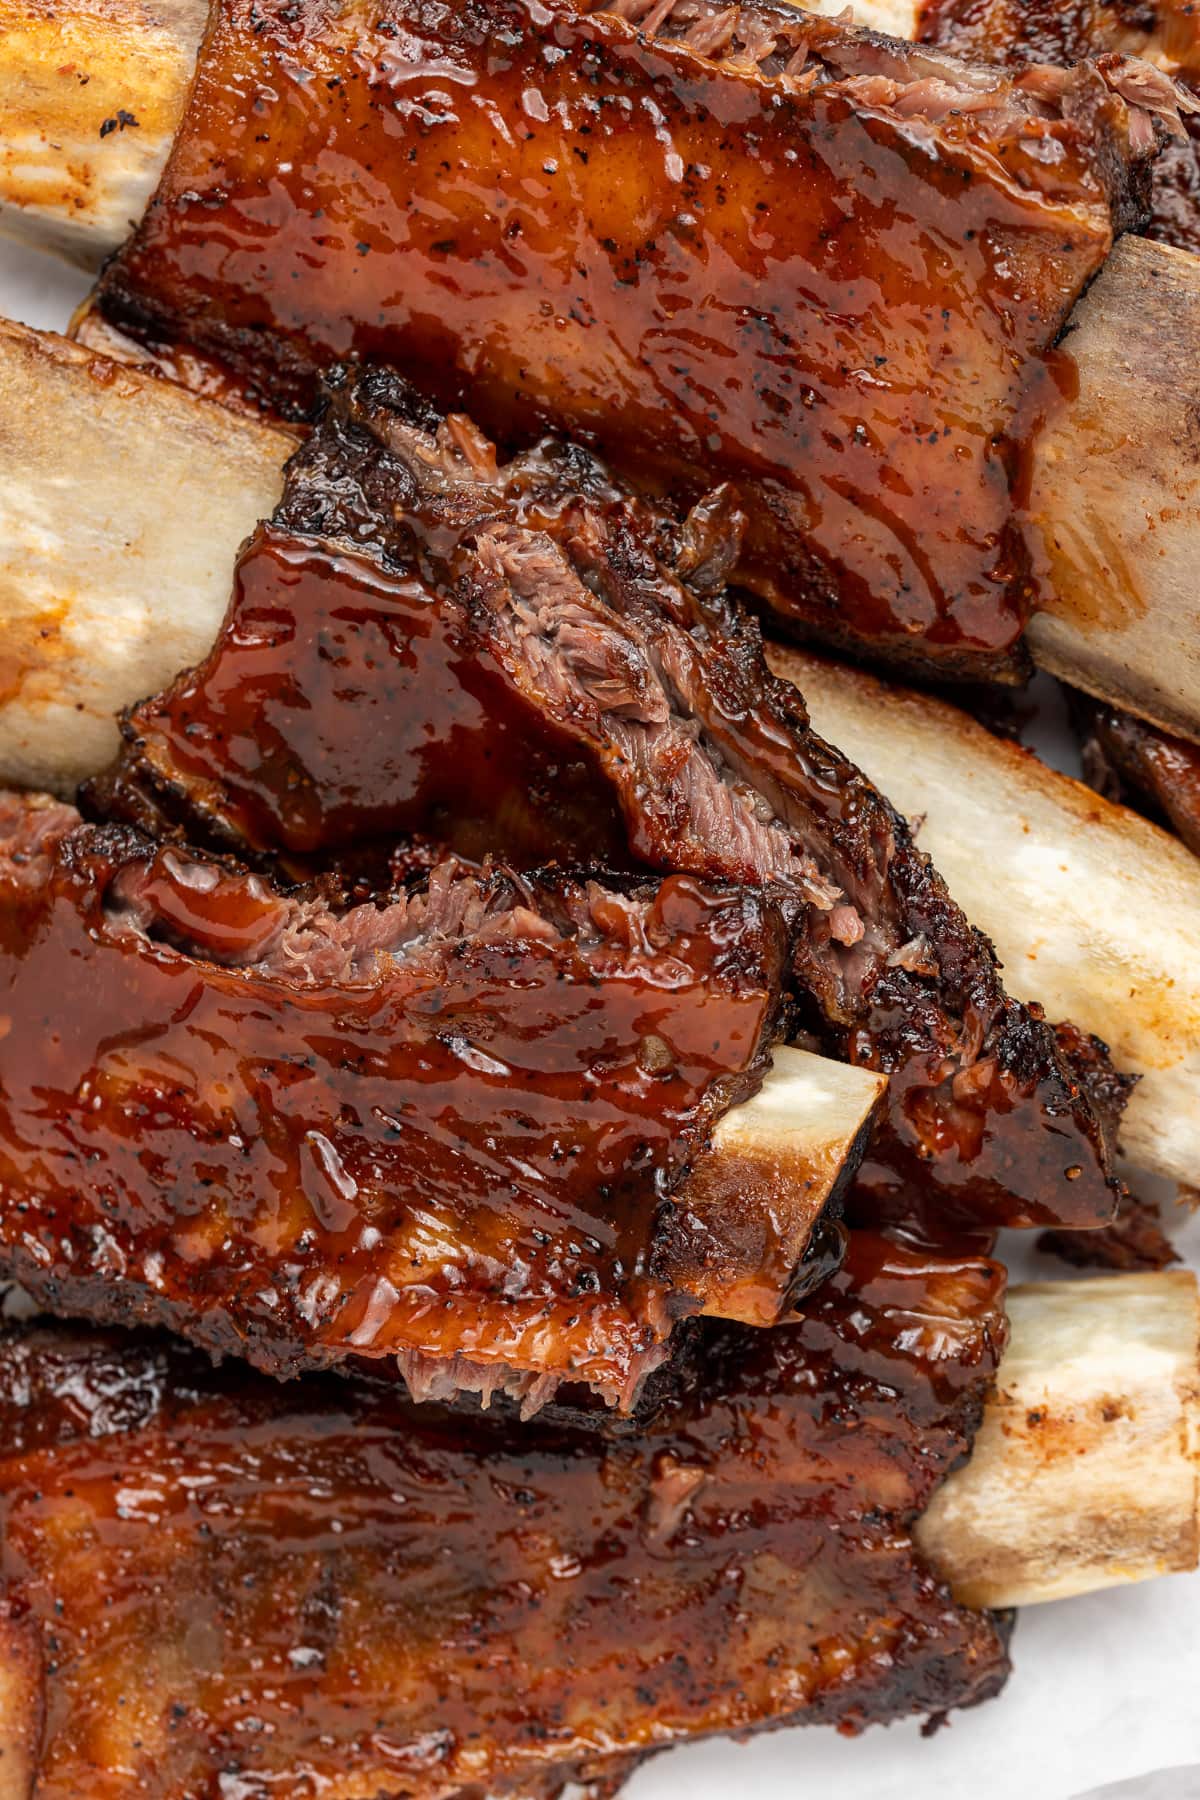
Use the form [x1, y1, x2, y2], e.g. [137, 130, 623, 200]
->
[0, 317, 288, 796]
[918, 1270, 1200, 1608]
[676, 1046, 886, 1324]
[768, 642, 1200, 1192]
[1029, 236, 1200, 749]
[0, 0, 205, 265]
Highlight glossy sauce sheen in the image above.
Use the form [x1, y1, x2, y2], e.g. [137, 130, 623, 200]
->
[110, 524, 637, 870]
[0, 795, 793, 1405]
[0, 1235, 1010, 1798]
[97, 0, 1147, 674]
[93, 368, 1122, 1237]
[920, 0, 1200, 252]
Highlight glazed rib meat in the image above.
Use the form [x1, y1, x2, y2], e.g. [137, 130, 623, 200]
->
[0, 789, 812, 1406]
[919, 0, 1200, 252]
[0, 1233, 1010, 1799]
[94, 0, 1172, 677]
[94, 366, 1123, 1235]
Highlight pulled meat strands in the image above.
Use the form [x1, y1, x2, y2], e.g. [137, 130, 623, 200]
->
[83, 362, 1123, 1235]
[2, 1263, 1198, 1797]
[914, 0, 1200, 252]
[0, 788, 890, 1407]
[52, 0, 1176, 677]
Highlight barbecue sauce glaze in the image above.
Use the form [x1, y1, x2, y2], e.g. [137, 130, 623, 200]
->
[0, 1234, 1010, 1797]
[919, 0, 1200, 252]
[0, 790, 822, 1406]
[92, 368, 1123, 1238]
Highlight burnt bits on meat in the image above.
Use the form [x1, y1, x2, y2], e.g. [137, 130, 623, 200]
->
[94, 366, 1123, 1234]
[0, 789, 805, 1407]
[0, 1234, 1010, 1799]
[95, 0, 1170, 676]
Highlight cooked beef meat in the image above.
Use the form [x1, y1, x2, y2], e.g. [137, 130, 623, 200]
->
[1075, 693, 1200, 855]
[919, 0, 1200, 252]
[95, 0, 1170, 678]
[0, 1233, 1010, 1798]
[90, 366, 1123, 1236]
[0, 788, 823, 1407]
[1030, 1015, 1175, 1270]
[1039, 1187, 1178, 1271]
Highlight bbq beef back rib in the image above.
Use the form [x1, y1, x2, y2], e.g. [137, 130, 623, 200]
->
[0, 1233, 1011, 1799]
[93, 0, 1174, 678]
[0, 789, 884, 1406]
[93, 365, 1124, 1237]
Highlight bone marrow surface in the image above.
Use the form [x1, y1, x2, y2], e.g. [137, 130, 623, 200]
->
[94, 0, 1168, 676]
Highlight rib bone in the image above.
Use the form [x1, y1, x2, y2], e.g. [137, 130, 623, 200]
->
[0, 0, 206, 265]
[0, 319, 289, 795]
[917, 1270, 1200, 1606]
[770, 645, 1200, 1191]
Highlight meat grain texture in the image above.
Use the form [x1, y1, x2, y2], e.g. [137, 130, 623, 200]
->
[0, 788, 800, 1407]
[92, 366, 1125, 1240]
[919, 0, 1200, 250]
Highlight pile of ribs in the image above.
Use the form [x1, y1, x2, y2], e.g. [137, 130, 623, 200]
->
[0, 0, 1199, 1792]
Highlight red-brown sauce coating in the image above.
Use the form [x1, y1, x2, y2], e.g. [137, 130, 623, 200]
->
[0, 791, 801, 1407]
[0, 1233, 1010, 1798]
[105, 524, 637, 871]
[90, 367, 1122, 1239]
[97, 0, 1154, 675]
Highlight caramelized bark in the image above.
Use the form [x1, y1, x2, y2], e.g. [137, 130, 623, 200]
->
[95, 0, 1162, 676]
[92, 367, 1122, 1234]
[920, 0, 1200, 251]
[0, 1234, 1010, 1798]
[0, 789, 809, 1406]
